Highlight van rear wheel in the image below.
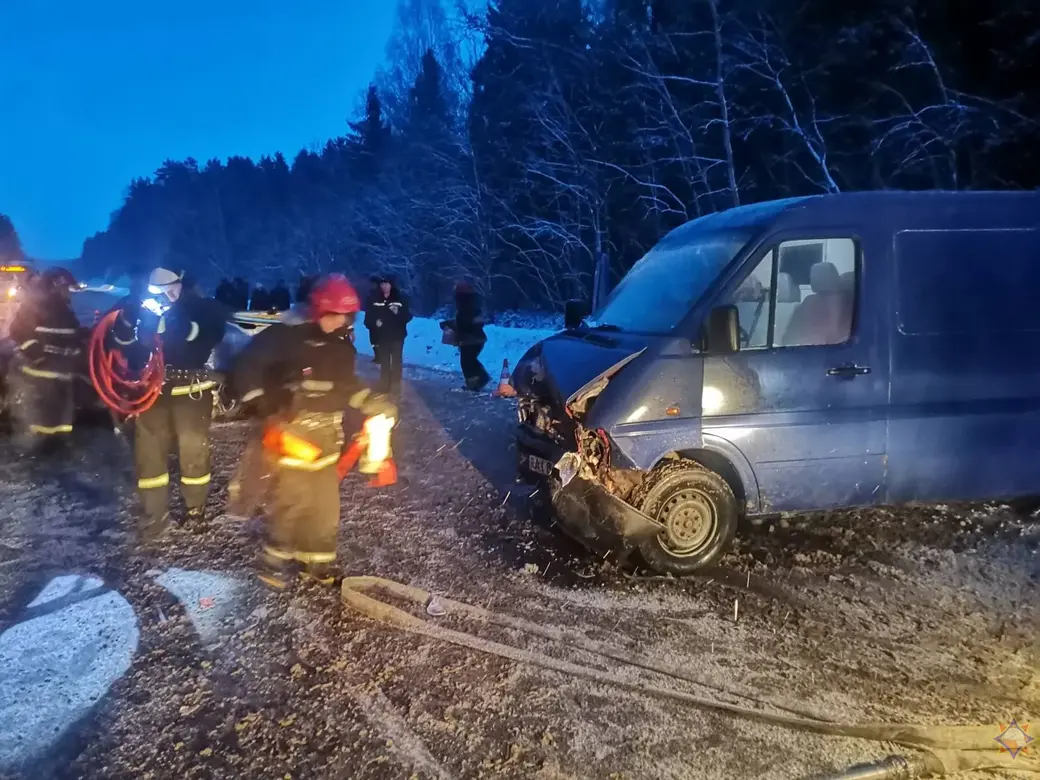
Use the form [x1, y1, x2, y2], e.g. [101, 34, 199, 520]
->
[636, 460, 738, 576]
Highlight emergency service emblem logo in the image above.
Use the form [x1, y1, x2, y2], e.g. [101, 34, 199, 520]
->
[995, 719, 1033, 759]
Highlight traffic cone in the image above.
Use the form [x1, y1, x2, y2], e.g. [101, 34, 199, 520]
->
[493, 359, 517, 398]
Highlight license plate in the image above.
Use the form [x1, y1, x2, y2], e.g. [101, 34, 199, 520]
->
[527, 455, 553, 476]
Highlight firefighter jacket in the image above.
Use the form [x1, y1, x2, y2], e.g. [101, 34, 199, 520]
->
[9, 293, 84, 380]
[111, 289, 229, 394]
[364, 287, 412, 344]
[230, 321, 393, 419]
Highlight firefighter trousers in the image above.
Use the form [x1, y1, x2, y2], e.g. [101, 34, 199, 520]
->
[264, 416, 343, 567]
[13, 366, 75, 439]
[134, 389, 214, 526]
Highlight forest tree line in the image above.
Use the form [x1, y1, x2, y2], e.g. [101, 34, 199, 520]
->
[72, 0, 1039, 314]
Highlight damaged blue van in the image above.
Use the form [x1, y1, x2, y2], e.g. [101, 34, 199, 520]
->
[512, 191, 1040, 575]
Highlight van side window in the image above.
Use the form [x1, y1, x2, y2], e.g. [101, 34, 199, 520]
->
[729, 249, 774, 348]
[724, 238, 858, 349]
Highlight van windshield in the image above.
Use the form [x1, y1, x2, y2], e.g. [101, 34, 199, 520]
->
[590, 229, 751, 334]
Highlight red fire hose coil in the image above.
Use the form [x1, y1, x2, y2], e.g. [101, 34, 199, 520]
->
[88, 309, 165, 417]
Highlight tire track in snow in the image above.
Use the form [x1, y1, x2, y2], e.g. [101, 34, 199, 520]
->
[345, 681, 455, 780]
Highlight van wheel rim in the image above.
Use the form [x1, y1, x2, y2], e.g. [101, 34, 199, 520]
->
[656, 489, 717, 557]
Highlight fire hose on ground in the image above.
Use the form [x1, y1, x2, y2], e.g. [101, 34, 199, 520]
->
[341, 577, 1038, 778]
[88, 309, 165, 417]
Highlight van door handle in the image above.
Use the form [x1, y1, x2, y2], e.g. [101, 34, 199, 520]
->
[827, 364, 871, 378]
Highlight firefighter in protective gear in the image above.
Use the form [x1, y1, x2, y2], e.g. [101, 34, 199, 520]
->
[8, 267, 84, 447]
[112, 266, 228, 542]
[230, 274, 396, 589]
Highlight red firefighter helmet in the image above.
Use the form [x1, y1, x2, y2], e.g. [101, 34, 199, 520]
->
[309, 274, 360, 317]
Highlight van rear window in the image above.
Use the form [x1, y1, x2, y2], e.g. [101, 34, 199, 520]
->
[895, 229, 1040, 335]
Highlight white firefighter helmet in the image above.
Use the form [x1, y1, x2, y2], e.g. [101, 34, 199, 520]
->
[148, 266, 182, 294]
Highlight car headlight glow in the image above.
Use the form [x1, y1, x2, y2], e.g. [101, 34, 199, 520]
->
[6, 286, 16, 298]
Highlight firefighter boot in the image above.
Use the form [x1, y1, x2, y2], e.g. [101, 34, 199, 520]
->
[258, 547, 294, 591]
[299, 561, 341, 587]
[134, 512, 171, 557]
[182, 507, 207, 534]
[33, 434, 70, 458]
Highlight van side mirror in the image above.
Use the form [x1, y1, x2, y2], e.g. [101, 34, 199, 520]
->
[564, 299, 588, 330]
[700, 305, 740, 354]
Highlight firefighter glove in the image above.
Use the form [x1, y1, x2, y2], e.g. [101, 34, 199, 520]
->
[349, 388, 397, 420]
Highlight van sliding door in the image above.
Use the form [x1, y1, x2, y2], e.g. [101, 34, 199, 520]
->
[887, 228, 1040, 503]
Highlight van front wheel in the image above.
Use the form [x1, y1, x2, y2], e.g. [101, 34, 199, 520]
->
[636, 460, 738, 576]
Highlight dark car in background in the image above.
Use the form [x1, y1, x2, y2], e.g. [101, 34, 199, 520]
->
[513, 190, 1040, 575]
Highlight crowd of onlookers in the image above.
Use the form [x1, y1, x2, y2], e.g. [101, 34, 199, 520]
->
[214, 274, 491, 393]
[214, 277, 303, 312]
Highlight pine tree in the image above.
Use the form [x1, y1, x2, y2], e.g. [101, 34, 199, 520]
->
[347, 85, 393, 179]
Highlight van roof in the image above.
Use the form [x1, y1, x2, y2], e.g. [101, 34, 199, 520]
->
[735, 190, 1037, 226]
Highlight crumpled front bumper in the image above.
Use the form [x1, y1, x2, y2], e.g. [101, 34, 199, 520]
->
[549, 453, 663, 556]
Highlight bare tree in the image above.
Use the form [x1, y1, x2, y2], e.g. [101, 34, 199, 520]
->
[867, 14, 1000, 189]
[376, 0, 469, 131]
[615, 15, 742, 214]
[727, 10, 843, 194]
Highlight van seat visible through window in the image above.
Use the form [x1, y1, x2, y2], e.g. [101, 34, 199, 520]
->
[781, 262, 851, 346]
[775, 272, 801, 303]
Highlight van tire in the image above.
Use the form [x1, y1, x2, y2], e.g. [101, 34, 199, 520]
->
[636, 460, 738, 576]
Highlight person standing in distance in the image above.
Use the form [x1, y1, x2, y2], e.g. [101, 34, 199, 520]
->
[364, 275, 411, 397]
[453, 281, 490, 391]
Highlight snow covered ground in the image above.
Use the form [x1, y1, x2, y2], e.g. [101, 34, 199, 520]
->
[0, 368, 1037, 778]
[354, 315, 557, 378]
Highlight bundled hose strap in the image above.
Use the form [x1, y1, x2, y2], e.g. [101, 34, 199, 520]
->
[88, 309, 165, 417]
[341, 577, 1038, 777]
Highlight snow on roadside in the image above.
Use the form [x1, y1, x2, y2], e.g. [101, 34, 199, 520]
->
[354, 315, 556, 378]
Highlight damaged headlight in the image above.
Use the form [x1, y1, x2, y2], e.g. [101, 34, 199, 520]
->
[514, 345, 546, 393]
[555, 452, 581, 488]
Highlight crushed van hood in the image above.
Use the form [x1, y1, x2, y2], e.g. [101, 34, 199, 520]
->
[513, 330, 647, 407]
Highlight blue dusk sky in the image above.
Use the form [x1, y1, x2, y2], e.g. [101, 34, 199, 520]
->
[0, 0, 395, 259]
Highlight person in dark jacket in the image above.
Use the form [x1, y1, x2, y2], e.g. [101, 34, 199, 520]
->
[215, 278, 233, 307]
[112, 266, 228, 542]
[366, 275, 382, 366]
[454, 281, 490, 391]
[8, 267, 85, 449]
[231, 274, 396, 588]
[232, 277, 249, 310]
[270, 280, 291, 311]
[364, 275, 411, 396]
[249, 285, 271, 312]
